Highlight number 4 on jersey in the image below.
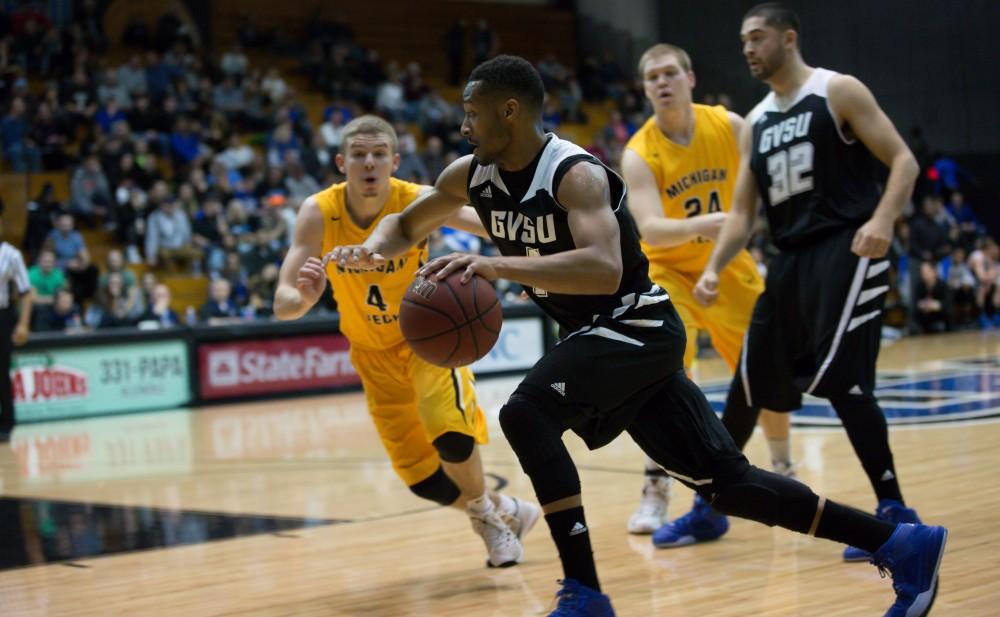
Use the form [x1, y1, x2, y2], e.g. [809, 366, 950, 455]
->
[366, 284, 388, 311]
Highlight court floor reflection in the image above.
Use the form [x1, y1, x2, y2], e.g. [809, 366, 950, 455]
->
[0, 497, 341, 570]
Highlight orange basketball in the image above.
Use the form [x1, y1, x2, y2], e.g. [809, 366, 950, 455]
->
[399, 272, 503, 368]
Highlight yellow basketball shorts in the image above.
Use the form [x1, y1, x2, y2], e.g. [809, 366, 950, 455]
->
[649, 250, 764, 372]
[350, 342, 487, 487]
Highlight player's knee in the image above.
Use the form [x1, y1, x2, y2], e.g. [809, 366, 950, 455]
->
[710, 466, 815, 531]
[497, 393, 533, 440]
[709, 480, 781, 526]
[498, 392, 563, 466]
[498, 393, 579, 503]
[432, 431, 475, 463]
[408, 465, 460, 506]
[709, 461, 779, 523]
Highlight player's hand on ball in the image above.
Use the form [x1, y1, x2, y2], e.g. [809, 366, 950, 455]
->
[693, 270, 721, 307]
[325, 244, 387, 269]
[418, 253, 498, 284]
[851, 216, 893, 258]
[296, 257, 327, 305]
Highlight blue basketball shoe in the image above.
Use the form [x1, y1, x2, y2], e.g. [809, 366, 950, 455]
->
[652, 494, 729, 548]
[844, 499, 922, 562]
[547, 579, 615, 616]
[871, 523, 947, 617]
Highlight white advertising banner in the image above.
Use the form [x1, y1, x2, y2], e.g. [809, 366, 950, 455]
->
[471, 317, 545, 374]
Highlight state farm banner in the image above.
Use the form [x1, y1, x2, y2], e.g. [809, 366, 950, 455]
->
[12, 340, 190, 422]
[198, 333, 360, 400]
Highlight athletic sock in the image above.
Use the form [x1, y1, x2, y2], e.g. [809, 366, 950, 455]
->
[467, 492, 494, 515]
[814, 499, 896, 554]
[545, 506, 600, 591]
[768, 438, 791, 468]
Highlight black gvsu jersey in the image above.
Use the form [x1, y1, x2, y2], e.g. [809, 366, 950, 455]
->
[748, 68, 882, 250]
[466, 134, 652, 334]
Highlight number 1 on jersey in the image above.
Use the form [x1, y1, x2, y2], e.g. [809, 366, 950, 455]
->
[525, 247, 548, 297]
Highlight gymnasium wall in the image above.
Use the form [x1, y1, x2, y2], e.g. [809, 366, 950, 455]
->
[207, 0, 577, 79]
[654, 0, 1000, 156]
[575, 0, 660, 69]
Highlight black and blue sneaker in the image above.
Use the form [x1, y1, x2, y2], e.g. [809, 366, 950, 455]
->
[844, 499, 922, 562]
[652, 494, 729, 548]
[547, 579, 615, 616]
[871, 523, 948, 617]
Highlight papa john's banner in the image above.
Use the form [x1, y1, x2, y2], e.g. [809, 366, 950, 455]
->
[12, 340, 190, 422]
[198, 334, 360, 400]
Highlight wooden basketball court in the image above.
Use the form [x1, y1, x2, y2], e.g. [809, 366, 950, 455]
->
[1, 330, 998, 616]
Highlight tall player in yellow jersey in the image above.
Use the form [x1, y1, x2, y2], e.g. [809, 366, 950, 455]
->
[274, 115, 540, 568]
[622, 44, 794, 542]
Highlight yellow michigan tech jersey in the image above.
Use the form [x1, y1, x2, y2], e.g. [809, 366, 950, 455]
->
[316, 177, 427, 351]
[626, 104, 740, 274]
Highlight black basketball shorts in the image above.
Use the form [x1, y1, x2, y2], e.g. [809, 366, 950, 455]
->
[739, 227, 890, 411]
[514, 285, 687, 449]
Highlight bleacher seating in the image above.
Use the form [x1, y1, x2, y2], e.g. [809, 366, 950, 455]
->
[209, 0, 577, 84]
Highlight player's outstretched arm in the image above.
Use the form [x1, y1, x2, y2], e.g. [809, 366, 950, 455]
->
[327, 156, 474, 268]
[409, 185, 489, 239]
[443, 205, 491, 239]
[696, 117, 759, 306]
[419, 161, 623, 295]
[621, 148, 726, 247]
[829, 74, 919, 258]
[274, 196, 327, 321]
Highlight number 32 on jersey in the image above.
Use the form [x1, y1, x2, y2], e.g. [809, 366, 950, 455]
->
[766, 142, 814, 205]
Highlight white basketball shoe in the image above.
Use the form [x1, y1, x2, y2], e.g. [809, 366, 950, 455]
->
[469, 507, 523, 568]
[499, 496, 542, 542]
[627, 475, 672, 535]
[772, 459, 797, 478]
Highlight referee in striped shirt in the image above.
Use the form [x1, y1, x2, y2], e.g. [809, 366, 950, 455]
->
[0, 212, 33, 442]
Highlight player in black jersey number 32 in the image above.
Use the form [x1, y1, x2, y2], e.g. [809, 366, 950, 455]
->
[671, 2, 936, 571]
[328, 53, 945, 617]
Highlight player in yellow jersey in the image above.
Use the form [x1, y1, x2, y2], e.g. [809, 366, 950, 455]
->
[274, 115, 540, 567]
[621, 44, 795, 543]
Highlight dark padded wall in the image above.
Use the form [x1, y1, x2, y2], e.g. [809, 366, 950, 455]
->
[657, 0, 999, 156]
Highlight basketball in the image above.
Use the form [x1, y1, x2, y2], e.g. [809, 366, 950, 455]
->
[399, 272, 503, 368]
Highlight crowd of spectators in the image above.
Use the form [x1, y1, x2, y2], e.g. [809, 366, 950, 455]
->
[4, 4, 339, 331]
[2, 3, 996, 339]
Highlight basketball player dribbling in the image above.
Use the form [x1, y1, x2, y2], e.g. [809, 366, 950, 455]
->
[330, 55, 947, 617]
[274, 115, 541, 569]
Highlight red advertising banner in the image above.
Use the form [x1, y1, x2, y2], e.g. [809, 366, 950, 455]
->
[198, 334, 360, 400]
